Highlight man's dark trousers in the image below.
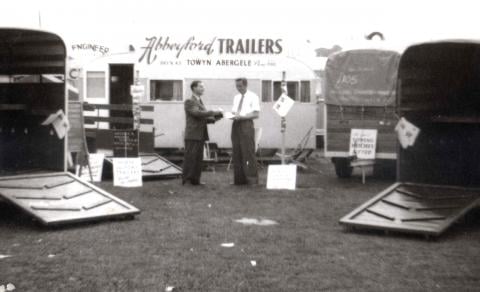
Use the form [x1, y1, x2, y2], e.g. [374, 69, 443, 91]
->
[183, 139, 205, 184]
[231, 119, 258, 184]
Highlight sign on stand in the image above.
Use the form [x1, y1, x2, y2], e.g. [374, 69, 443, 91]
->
[131, 83, 144, 131]
[266, 164, 297, 190]
[130, 84, 145, 102]
[349, 129, 377, 159]
[113, 130, 139, 158]
[78, 153, 105, 182]
[267, 73, 298, 190]
[273, 93, 295, 117]
[113, 157, 143, 187]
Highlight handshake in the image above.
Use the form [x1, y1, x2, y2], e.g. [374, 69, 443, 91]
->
[213, 109, 224, 120]
[207, 108, 224, 124]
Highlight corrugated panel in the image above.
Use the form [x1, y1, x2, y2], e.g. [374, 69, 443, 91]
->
[340, 183, 480, 236]
[398, 41, 480, 113]
[0, 172, 140, 225]
[0, 29, 65, 74]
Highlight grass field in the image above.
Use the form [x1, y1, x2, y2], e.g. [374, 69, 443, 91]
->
[0, 157, 479, 291]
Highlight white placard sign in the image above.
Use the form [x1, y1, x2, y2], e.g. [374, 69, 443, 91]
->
[113, 157, 143, 187]
[395, 117, 420, 149]
[79, 153, 105, 182]
[349, 129, 378, 159]
[130, 85, 145, 102]
[266, 164, 297, 190]
[273, 94, 295, 117]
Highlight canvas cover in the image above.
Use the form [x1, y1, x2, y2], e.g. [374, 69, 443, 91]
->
[325, 49, 400, 107]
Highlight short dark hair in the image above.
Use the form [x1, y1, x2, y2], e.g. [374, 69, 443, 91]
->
[190, 80, 203, 91]
[235, 78, 248, 86]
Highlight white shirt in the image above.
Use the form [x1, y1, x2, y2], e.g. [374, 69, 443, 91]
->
[231, 90, 261, 116]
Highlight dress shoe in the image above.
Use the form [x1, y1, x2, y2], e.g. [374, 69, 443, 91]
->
[190, 181, 206, 186]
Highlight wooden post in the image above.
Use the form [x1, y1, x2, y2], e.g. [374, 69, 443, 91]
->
[132, 70, 141, 155]
[281, 71, 286, 165]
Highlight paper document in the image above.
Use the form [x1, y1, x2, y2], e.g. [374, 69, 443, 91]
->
[113, 158, 143, 187]
[78, 153, 105, 182]
[224, 112, 236, 119]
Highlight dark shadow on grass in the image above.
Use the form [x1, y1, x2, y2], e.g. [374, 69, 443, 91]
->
[339, 225, 441, 242]
[39, 215, 140, 232]
[0, 200, 140, 232]
[339, 207, 480, 242]
[0, 201, 45, 230]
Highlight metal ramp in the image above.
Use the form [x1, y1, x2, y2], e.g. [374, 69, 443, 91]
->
[0, 172, 140, 226]
[340, 183, 480, 236]
[105, 153, 182, 178]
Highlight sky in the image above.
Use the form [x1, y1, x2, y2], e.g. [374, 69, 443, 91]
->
[0, 0, 479, 48]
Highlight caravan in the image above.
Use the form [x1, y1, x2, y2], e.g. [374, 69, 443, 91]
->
[67, 34, 321, 151]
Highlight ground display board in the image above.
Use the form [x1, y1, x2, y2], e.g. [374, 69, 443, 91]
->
[0, 172, 140, 225]
[105, 153, 182, 178]
[340, 183, 480, 236]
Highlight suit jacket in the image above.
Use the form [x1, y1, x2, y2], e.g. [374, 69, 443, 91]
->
[184, 96, 216, 141]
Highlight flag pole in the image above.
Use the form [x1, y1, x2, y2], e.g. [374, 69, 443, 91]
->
[281, 71, 286, 165]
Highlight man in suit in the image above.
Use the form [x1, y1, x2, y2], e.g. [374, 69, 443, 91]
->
[183, 80, 222, 185]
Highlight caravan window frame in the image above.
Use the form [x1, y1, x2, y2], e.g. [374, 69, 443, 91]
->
[269, 80, 312, 103]
[149, 79, 184, 102]
[261, 80, 273, 102]
[85, 70, 107, 99]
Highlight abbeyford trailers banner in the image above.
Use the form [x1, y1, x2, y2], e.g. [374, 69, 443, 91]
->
[66, 34, 317, 71]
[138, 36, 284, 67]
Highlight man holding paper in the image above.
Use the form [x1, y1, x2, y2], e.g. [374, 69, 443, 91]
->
[229, 78, 260, 185]
[182, 81, 223, 185]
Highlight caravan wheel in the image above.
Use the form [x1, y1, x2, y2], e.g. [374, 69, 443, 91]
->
[333, 158, 353, 178]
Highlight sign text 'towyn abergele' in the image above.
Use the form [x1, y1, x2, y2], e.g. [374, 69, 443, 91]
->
[139, 36, 283, 64]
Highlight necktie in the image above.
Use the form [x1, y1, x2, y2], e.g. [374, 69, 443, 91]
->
[236, 94, 245, 115]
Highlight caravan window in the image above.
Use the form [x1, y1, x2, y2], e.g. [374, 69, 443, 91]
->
[300, 80, 311, 102]
[261, 80, 272, 102]
[0, 74, 64, 83]
[86, 71, 106, 98]
[273, 81, 299, 101]
[150, 80, 183, 101]
[271, 81, 311, 103]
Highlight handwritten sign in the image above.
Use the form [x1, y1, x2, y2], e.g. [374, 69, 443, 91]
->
[266, 164, 297, 190]
[79, 153, 105, 182]
[113, 130, 139, 158]
[113, 158, 143, 187]
[130, 85, 145, 102]
[273, 94, 295, 117]
[349, 129, 377, 159]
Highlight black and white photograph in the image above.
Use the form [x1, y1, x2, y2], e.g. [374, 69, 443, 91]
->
[0, 0, 479, 291]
